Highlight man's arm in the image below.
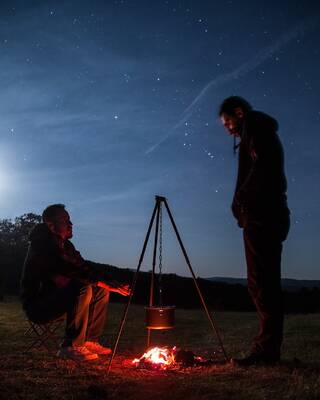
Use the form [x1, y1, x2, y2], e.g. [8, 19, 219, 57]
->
[97, 281, 130, 296]
[32, 237, 131, 294]
[235, 119, 274, 211]
[34, 247, 96, 286]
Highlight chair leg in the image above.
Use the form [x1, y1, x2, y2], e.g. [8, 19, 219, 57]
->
[23, 319, 64, 353]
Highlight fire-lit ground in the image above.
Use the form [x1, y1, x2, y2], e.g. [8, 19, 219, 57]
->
[1, 300, 320, 400]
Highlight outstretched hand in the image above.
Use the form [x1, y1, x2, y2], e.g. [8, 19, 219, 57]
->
[113, 284, 131, 296]
[98, 281, 131, 296]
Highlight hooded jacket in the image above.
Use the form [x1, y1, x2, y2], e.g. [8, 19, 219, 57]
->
[232, 110, 289, 227]
[20, 223, 115, 308]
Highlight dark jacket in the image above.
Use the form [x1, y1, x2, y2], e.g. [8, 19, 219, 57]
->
[232, 110, 289, 227]
[20, 223, 116, 308]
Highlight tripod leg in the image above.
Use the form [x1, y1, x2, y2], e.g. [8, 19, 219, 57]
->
[147, 200, 161, 348]
[107, 201, 159, 374]
[163, 199, 229, 361]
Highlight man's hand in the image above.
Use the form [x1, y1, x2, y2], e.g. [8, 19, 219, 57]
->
[113, 284, 130, 296]
[97, 281, 131, 296]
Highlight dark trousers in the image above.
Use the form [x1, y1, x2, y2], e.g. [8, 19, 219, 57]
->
[243, 217, 290, 357]
[26, 281, 110, 347]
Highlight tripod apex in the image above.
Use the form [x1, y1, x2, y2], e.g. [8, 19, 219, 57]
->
[155, 195, 167, 202]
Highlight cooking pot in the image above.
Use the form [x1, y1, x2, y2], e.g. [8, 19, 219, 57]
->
[145, 306, 175, 330]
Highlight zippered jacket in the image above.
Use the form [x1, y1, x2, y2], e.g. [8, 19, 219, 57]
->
[20, 223, 119, 307]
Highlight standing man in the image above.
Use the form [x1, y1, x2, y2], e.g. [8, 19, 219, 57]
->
[21, 204, 130, 361]
[219, 96, 290, 366]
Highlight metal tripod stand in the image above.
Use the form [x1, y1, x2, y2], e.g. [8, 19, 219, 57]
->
[107, 195, 228, 374]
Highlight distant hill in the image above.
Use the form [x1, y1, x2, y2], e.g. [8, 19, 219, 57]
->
[2, 212, 320, 313]
[87, 263, 320, 313]
[207, 277, 320, 292]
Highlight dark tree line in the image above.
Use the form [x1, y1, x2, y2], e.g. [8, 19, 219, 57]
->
[1, 213, 320, 313]
[0, 213, 42, 298]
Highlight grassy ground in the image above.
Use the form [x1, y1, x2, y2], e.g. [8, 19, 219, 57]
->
[1, 298, 320, 400]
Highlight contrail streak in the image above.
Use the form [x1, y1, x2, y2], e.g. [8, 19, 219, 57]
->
[145, 16, 319, 155]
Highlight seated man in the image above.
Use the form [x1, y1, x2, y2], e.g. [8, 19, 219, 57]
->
[20, 204, 130, 361]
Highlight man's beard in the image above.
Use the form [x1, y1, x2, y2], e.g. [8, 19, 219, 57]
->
[231, 119, 243, 137]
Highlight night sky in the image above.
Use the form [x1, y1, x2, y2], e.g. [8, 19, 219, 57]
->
[1, 1, 320, 279]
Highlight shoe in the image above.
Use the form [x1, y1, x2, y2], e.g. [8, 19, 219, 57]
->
[57, 346, 98, 361]
[85, 341, 112, 355]
[231, 352, 280, 367]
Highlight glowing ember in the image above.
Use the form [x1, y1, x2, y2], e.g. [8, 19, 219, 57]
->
[132, 346, 176, 370]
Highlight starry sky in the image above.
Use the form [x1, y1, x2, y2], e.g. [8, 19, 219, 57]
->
[1, 0, 320, 279]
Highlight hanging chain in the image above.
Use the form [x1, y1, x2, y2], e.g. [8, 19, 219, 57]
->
[158, 202, 163, 306]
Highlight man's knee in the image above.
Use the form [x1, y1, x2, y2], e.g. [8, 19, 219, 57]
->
[71, 283, 93, 306]
[95, 286, 110, 303]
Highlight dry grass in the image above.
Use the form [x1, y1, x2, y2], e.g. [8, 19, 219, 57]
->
[1, 298, 320, 400]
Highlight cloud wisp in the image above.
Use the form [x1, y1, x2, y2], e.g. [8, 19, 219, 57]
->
[145, 15, 319, 155]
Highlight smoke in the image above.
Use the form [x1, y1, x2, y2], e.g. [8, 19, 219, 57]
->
[145, 16, 319, 155]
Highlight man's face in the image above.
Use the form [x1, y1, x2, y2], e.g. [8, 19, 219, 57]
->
[48, 210, 73, 240]
[220, 111, 243, 137]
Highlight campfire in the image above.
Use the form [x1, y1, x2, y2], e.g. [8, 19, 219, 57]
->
[132, 347, 176, 370]
[131, 346, 212, 370]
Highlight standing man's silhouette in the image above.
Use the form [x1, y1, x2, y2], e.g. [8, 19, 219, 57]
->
[219, 96, 290, 366]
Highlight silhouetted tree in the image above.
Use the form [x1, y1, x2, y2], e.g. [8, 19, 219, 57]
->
[0, 213, 41, 296]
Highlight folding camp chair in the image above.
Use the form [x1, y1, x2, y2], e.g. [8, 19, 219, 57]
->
[23, 317, 65, 353]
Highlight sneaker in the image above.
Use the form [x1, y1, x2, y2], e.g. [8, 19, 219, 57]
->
[57, 346, 98, 361]
[85, 341, 112, 355]
[231, 351, 280, 367]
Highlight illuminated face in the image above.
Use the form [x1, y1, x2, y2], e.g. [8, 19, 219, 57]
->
[48, 210, 73, 240]
[220, 110, 244, 137]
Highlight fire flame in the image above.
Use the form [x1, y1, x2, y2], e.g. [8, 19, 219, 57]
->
[132, 346, 176, 370]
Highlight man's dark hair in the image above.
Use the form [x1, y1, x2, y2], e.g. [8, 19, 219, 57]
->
[219, 96, 253, 116]
[42, 204, 66, 223]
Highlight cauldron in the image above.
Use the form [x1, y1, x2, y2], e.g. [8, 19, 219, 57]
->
[145, 306, 175, 330]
